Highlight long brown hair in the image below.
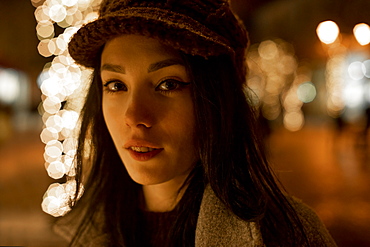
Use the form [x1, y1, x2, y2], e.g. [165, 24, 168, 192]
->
[65, 52, 310, 246]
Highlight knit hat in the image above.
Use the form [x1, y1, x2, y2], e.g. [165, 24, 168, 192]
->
[68, 0, 249, 71]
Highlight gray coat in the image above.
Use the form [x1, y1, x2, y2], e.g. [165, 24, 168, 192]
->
[195, 186, 337, 246]
[56, 186, 337, 246]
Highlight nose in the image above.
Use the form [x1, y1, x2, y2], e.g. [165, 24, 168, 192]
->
[124, 91, 155, 129]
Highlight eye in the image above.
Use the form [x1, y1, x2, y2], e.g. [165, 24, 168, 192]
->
[156, 79, 190, 92]
[103, 81, 127, 93]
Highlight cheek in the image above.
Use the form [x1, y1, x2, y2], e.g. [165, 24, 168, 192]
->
[102, 101, 113, 128]
[166, 102, 197, 153]
[102, 100, 122, 140]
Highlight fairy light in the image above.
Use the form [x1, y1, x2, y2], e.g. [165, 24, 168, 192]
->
[41, 181, 84, 217]
[326, 52, 346, 117]
[247, 39, 311, 131]
[34, 0, 101, 217]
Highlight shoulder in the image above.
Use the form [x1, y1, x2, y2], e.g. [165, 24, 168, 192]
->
[196, 186, 337, 246]
[287, 196, 337, 247]
[53, 205, 108, 246]
[196, 186, 265, 246]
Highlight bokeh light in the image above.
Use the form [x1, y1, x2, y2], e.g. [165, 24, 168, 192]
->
[297, 82, 317, 103]
[41, 181, 83, 217]
[36, 21, 55, 39]
[40, 127, 59, 144]
[34, 0, 102, 217]
[316, 20, 340, 44]
[326, 52, 346, 117]
[0, 69, 21, 105]
[348, 61, 365, 80]
[363, 60, 370, 78]
[247, 39, 312, 131]
[283, 111, 305, 132]
[343, 81, 364, 108]
[353, 23, 370, 46]
[49, 4, 67, 22]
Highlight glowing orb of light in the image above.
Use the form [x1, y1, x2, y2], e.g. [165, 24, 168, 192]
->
[60, 110, 79, 130]
[41, 183, 70, 216]
[348, 61, 365, 80]
[343, 82, 364, 108]
[45, 115, 64, 132]
[283, 111, 305, 132]
[62, 0, 78, 7]
[37, 40, 53, 57]
[258, 40, 279, 60]
[353, 23, 370, 46]
[316, 20, 340, 44]
[46, 161, 66, 179]
[40, 127, 59, 144]
[363, 60, 370, 78]
[0, 69, 20, 105]
[45, 139, 63, 158]
[36, 21, 54, 39]
[49, 4, 67, 23]
[43, 96, 62, 114]
[297, 82, 317, 103]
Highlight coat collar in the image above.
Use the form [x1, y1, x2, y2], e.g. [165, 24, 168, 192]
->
[195, 185, 265, 246]
[55, 185, 266, 246]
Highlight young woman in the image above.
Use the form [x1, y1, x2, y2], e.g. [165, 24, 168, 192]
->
[56, 0, 337, 246]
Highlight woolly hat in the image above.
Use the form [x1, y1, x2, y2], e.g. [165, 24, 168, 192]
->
[68, 0, 249, 71]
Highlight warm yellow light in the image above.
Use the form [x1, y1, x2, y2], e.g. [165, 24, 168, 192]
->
[49, 4, 67, 22]
[283, 111, 304, 132]
[35, 0, 101, 217]
[40, 127, 59, 144]
[62, 0, 78, 7]
[43, 96, 62, 114]
[258, 40, 279, 60]
[353, 23, 370, 46]
[36, 21, 54, 39]
[316, 20, 340, 44]
[63, 137, 77, 156]
[41, 182, 81, 217]
[47, 161, 66, 179]
[0, 69, 21, 104]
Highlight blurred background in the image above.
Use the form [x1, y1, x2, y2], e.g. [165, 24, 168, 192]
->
[0, 0, 369, 246]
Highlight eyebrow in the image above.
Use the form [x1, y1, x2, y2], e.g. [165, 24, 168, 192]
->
[100, 58, 184, 74]
[100, 63, 125, 74]
[147, 58, 184, 73]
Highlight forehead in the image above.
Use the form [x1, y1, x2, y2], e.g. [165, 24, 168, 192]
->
[101, 34, 182, 64]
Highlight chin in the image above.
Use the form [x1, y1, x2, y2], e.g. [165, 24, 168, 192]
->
[126, 168, 173, 186]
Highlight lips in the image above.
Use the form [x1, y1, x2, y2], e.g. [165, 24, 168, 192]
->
[124, 140, 163, 161]
[130, 146, 157, 153]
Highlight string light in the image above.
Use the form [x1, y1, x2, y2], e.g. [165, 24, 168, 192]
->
[247, 39, 311, 131]
[33, 0, 101, 217]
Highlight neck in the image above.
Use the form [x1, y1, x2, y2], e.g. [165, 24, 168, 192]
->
[142, 174, 189, 212]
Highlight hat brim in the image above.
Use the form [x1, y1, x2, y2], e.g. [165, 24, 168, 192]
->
[68, 7, 234, 68]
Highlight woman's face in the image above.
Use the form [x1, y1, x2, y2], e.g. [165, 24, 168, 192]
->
[101, 35, 197, 186]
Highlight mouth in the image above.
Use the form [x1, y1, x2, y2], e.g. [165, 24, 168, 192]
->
[127, 146, 164, 161]
[129, 146, 159, 153]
